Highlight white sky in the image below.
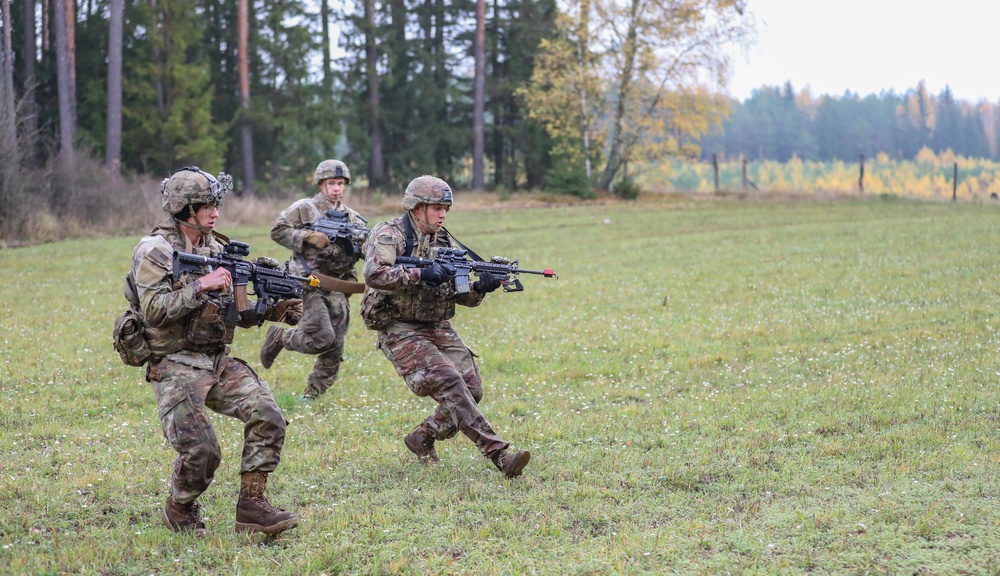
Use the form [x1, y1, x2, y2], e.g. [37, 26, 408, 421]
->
[725, 0, 1000, 103]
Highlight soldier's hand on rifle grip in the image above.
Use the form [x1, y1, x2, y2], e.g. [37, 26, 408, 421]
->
[272, 298, 304, 326]
[473, 271, 503, 294]
[303, 231, 331, 250]
[197, 267, 232, 293]
[420, 262, 451, 286]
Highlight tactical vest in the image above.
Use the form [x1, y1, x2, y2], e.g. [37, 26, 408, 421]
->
[298, 197, 362, 279]
[384, 215, 456, 324]
[125, 223, 236, 360]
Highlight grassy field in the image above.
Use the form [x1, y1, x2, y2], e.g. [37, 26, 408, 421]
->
[1, 194, 999, 574]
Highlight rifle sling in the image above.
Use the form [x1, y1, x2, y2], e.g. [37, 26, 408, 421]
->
[310, 272, 366, 295]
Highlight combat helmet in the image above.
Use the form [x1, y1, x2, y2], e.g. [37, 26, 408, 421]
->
[313, 159, 351, 186]
[401, 175, 453, 210]
[160, 167, 233, 215]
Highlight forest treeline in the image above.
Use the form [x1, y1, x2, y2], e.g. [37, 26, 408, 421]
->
[5, 1, 995, 244]
[701, 80, 997, 163]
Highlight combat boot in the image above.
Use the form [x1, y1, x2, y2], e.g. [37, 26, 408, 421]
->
[161, 496, 206, 537]
[300, 385, 320, 402]
[259, 326, 284, 369]
[490, 448, 530, 479]
[404, 424, 439, 463]
[235, 471, 298, 536]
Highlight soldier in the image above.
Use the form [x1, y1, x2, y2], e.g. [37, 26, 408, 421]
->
[259, 159, 367, 400]
[126, 167, 303, 536]
[359, 175, 531, 479]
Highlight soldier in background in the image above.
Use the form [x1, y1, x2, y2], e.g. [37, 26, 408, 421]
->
[126, 167, 302, 536]
[359, 175, 531, 479]
[260, 160, 367, 400]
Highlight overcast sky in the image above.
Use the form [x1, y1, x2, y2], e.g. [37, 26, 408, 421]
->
[725, 0, 1000, 103]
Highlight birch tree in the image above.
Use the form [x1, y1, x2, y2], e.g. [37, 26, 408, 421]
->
[521, 0, 753, 193]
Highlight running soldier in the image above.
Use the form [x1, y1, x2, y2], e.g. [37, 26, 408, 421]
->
[359, 175, 531, 479]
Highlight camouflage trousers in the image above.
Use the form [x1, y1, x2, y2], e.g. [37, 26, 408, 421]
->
[147, 350, 287, 504]
[280, 287, 350, 395]
[377, 320, 508, 456]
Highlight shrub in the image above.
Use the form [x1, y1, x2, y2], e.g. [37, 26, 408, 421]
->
[612, 175, 641, 200]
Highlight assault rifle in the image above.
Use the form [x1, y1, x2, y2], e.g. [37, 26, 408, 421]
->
[173, 241, 319, 322]
[394, 247, 557, 294]
[305, 209, 370, 256]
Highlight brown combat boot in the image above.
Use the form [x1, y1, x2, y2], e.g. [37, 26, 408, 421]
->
[490, 449, 530, 479]
[300, 385, 320, 402]
[404, 424, 439, 463]
[161, 496, 206, 537]
[259, 326, 284, 369]
[235, 471, 298, 536]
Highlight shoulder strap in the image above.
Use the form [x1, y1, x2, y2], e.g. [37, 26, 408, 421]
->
[403, 214, 416, 257]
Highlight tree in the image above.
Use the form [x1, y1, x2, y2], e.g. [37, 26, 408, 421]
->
[105, 0, 123, 177]
[471, 0, 485, 190]
[53, 0, 76, 164]
[364, 0, 385, 188]
[487, 0, 556, 190]
[122, 0, 224, 174]
[522, 0, 753, 194]
[20, 0, 38, 151]
[237, 0, 253, 194]
[0, 0, 15, 149]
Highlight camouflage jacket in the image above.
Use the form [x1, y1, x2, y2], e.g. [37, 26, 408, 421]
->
[360, 214, 484, 325]
[127, 218, 258, 359]
[270, 193, 364, 280]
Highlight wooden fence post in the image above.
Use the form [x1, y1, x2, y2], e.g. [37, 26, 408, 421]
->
[742, 156, 747, 191]
[953, 162, 958, 201]
[859, 153, 864, 194]
[712, 153, 719, 193]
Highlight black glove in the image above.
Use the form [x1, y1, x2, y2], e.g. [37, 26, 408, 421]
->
[473, 271, 503, 294]
[420, 262, 452, 286]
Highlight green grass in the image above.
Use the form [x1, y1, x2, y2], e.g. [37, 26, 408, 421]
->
[2, 195, 999, 574]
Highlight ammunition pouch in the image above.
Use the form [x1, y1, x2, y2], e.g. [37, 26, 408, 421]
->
[185, 301, 235, 350]
[113, 309, 152, 367]
[360, 289, 395, 331]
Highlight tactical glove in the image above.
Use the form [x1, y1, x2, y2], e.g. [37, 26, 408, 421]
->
[272, 298, 304, 325]
[420, 263, 451, 286]
[303, 231, 330, 250]
[473, 271, 503, 294]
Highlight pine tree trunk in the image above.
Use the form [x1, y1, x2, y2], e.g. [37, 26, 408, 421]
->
[0, 0, 14, 148]
[53, 0, 74, 164]
[105, 0, 123, 177]
[365, 0, 384, 188]
[65, 0, 75, 129]
[320, 0, 331, 92]
[21, 0, 37, 135]
[471, 0, 485, 191]
[237, 0, 254, 194]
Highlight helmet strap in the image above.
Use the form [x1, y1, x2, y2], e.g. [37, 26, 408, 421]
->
[175, 215, 214, 245]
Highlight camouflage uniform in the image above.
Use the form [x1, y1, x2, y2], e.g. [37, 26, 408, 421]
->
[269, 191, 365, 397]
[361, 213, 509, 457]
[129, 219, 287, 505]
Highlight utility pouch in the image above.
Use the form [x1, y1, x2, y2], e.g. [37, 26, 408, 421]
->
[185, 301, 235, 348]
[360, 289, 394, 331]
[113, 309, 151, 367]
